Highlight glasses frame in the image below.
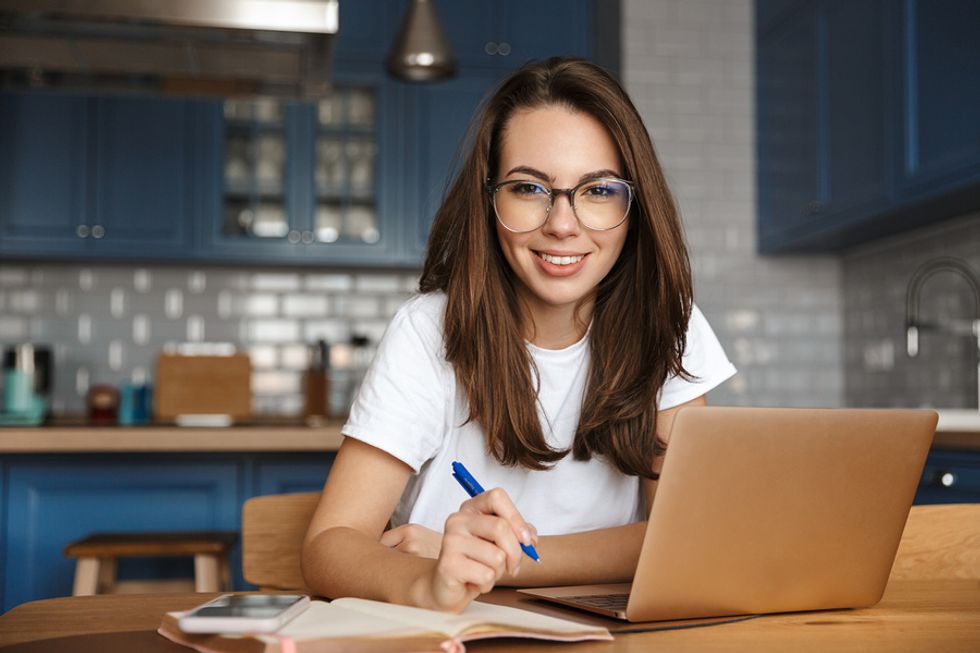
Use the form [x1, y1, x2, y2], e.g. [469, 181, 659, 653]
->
[486, 176, 635, 233]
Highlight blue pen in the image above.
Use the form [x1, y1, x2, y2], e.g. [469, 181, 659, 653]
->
[451, 460, 541, 563]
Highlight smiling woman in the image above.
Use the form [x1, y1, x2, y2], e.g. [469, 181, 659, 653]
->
[300, 57, 737, 613]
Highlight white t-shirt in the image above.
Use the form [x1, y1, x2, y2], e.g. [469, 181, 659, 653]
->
[341, 292, 736, 536]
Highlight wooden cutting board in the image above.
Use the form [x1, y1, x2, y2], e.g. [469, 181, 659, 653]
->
[154, 353, 251, 423]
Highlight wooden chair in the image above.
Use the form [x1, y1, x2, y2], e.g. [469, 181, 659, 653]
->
[241, 491, 321, 591]
[63, 531, 237, 595]
[890, 503, 980, 580]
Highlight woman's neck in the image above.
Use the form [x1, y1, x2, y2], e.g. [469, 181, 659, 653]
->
[521, 296, 594, 350]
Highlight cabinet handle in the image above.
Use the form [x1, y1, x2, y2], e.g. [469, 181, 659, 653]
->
[76, 224, 90, 239]
[91, 224, 106, 239]
[497, 41, 511, 56]
[484, 41, 499, 56]
[301, 230, 315, 244]
[287, 229, 302, 244]
[932, 470, 957, 488]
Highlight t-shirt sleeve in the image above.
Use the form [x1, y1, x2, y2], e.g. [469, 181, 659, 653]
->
[341, 298, 450, 472]
[658, 303, 737, 410]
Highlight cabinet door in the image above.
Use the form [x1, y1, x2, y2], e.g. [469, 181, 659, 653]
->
[824, 0, 893, 218]
[899, 0, 980, 196]
[91, 96, 195, 257]
[2, 458, 240, 612]
[435, 0, 591, 70]
[0, 92, 90, 253]
[915, 450, 980, 505]
[757, 4, 822, 251]
[404, 72, 507, 263]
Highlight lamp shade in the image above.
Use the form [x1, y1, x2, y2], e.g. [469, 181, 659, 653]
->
[386, 0, 457, 82]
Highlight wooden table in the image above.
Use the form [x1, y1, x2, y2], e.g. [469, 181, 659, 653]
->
[0, 579, 978, 652]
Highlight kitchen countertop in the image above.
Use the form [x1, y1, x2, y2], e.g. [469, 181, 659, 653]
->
[0, 419, 346, 453]
[1, 410, 978, 453]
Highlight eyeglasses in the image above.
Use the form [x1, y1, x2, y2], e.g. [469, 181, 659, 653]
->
[487, 177, 634, 233]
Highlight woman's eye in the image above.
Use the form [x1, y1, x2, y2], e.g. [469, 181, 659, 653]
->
[510, 182, 546, 196]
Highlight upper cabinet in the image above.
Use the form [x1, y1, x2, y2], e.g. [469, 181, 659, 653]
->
[757, 0, 980, 253]
[0, 93, 199, 259]
[0, 1, 597, 267]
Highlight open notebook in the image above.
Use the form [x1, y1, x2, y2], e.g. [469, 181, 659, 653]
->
[159, 597, 612, 653]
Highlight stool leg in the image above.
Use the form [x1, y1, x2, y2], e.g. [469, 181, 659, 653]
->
[194, 554, 221, 592]
[72, 557, 100, 596]
[97, 557, 117, 594]
[220, 557, 232, 591]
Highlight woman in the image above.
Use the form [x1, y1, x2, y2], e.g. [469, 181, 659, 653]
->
[302, 57, 735, 613]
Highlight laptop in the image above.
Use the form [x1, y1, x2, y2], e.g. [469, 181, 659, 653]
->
[518, 406, 937, 622]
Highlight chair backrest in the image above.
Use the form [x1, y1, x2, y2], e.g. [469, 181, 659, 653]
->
[890, 503, 980, 580]
[241, 492, 321, 591]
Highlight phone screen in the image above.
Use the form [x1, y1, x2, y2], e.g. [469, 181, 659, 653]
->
[192, 595, 305, 618]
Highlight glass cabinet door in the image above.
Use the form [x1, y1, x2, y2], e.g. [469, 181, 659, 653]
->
[313, 86, 380, 245]
[221, 98, 293, 242]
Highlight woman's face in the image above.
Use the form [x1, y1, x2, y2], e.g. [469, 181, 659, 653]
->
[494, 105, 629, 325]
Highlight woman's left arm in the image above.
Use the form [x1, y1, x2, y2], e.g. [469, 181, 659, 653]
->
[382, 395, 707, 587]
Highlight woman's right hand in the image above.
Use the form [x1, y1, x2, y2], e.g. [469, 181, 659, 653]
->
[410, 487, 538, 613]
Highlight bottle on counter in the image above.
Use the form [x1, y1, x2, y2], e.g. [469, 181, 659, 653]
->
[303, 339, 331, 425]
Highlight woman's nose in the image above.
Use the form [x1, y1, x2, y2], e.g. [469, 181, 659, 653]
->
[542, 192, 580, 237]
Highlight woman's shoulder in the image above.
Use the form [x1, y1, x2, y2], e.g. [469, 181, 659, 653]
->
[384, 291, 448, 350]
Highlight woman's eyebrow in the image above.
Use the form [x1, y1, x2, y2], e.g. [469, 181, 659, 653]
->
[503, 166, 623, 184]
[504, 165, 553, 182]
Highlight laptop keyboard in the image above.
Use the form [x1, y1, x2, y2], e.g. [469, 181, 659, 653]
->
[564, 593, 629, 611]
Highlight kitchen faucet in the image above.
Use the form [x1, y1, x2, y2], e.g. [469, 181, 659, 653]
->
[905, 257, 980, 409]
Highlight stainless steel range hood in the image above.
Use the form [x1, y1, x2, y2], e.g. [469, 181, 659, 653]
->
[0, 0, 339, 98]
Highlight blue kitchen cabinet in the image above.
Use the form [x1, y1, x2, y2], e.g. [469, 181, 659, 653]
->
[0, 91, 200, 261]
[402, 71, 509, 262]
[914, 449, 980, 505]
[2, 457, 240, 611]
[436, 0, 592, 69]
[201, 65, 404, 266]
[757, 0, 895, 252]
[0, 92, 91, 253]
[756, 0, 980, 253]
[897, 0, 980, 201]
[0, 452, 339, 612]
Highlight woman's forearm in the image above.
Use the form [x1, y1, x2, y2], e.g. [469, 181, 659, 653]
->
[501, 521, 647, 587]
[303, 526, 437, 606]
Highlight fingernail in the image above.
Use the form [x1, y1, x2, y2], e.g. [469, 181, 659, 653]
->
[520, 528, 531, 544]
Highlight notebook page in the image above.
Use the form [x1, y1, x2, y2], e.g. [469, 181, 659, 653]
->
[332, 598, 609, 639]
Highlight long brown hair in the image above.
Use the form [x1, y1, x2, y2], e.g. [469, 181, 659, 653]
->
[419, 57, 692, 479]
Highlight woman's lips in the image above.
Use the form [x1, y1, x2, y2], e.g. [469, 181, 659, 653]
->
[533, 251, 588, 277]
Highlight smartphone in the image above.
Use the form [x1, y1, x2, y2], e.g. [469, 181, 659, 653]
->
[177, 594, 310, 633]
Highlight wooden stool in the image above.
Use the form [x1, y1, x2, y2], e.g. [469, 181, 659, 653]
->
[63, 531, 238, 596]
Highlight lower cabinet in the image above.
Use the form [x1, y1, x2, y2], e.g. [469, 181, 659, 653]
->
[914, 449, 980, 505]
[0, 453, 333, 613]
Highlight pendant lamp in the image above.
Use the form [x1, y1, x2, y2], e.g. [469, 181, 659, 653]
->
[387, 0, 457, 81]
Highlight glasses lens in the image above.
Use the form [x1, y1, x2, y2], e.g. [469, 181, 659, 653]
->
[493, 181, 551, 232]
[574, 179, 631, 229]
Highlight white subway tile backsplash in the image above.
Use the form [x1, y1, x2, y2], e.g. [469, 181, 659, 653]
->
[248, 319, 300, 343]
[188, 271, 207, 294]
[252, 273, 301, 292]
[252, 370, 301, 395]
[0, 316, 27, 340]
[282, 294, 328, 317]
[79, 269, 95, 291]
[133, 269, 152, 292]
[0, 267, 28, 286]
[280, 344, 310, 370]
[249, 345, 278, 369]
[355, 274, 403, 293]
[132, 314, 151, 345]
[108, 340, 124, 371]
[304, 319, 350, 344]
[77, 314, 92, 344]
[186, 315, 206, 342]
[165, 289, 184, 319]
[110, 289, 126, 318]
[240, 294, 278, 317]
[305, 273, 354, 292]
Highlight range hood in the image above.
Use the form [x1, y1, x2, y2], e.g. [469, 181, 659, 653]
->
[0, 0, 339, 98]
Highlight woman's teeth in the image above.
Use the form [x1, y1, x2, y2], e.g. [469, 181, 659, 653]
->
[539, 253, 584, 266]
